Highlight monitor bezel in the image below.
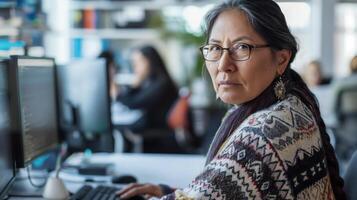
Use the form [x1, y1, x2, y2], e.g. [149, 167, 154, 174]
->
[8, 55, 59, 168]
[0, 162, 15, 199]
[0, 59, 16, 200]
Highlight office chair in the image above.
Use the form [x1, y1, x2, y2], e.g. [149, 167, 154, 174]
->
[121, 90, 225, 154]
[112, 103, 182, 153]
[333, 85, 357, 164]
[167, 92, 197, 150]
[167, 92, 228, 154]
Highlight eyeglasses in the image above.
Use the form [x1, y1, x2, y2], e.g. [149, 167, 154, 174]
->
[199, 43, 270, 61]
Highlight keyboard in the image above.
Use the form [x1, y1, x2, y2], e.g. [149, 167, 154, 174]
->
[70, 185, 145, 200]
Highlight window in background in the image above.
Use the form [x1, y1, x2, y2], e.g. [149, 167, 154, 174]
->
[161, 4, 214, 35]
[278, 2, 311, 73]
[335, 3, 357, 77]
[161, 4, 213, 85]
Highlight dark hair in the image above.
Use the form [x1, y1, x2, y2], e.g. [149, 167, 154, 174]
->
[136, 45, 172, 81]
[99, 50, 115, 69]
[204, 0, 346, 198]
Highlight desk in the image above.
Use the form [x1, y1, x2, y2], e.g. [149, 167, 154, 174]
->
[9, 153, 206, 199]
[64, 153, 206, 188]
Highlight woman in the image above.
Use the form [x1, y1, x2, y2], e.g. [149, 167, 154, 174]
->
[117, 0, 346, 199]
[115, 45, 178, 132]
[303, 60, 331, 88]
[304, 60, 323, 87]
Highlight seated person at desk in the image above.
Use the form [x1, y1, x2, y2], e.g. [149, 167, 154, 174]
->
[116, 0, 346, 199]
[110, 45, 178, 133]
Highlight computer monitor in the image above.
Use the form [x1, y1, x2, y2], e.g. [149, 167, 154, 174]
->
[8, 56, 59, 168]
[56, 58, 112, 137]
[0, 59, 16, 199]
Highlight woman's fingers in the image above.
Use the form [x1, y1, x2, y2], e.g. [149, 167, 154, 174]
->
[120, 185, 150, 199]
[116, 183, 140, 196]
[116, 183, 163, 199]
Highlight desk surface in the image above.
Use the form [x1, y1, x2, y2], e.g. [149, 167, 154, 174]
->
[9, 153, 206, 199]
[65, 153, 206, 188]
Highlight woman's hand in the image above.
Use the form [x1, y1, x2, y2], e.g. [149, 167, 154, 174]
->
[116, 183, 164, 199]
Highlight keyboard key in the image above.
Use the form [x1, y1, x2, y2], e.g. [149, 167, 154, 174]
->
[72, 185, 122, 200]
[71, 184, 145, 200]
[70, 185, 93, 200]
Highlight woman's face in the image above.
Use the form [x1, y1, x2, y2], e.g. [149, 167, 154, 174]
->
[206, 9, 289, 105]
[131, 51, 150, 85]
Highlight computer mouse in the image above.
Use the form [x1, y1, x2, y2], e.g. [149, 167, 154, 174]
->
[84, 178, 95, 182]
[111, 174, 137, 184]
[128, 195, 146, 200]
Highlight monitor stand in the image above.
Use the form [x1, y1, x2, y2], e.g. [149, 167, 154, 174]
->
[8, 169, 69, 199]
[8, 177, 44, 197]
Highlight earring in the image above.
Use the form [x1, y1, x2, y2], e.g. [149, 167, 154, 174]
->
[216, 93, 220, 100]
[274, 76, 286, 100]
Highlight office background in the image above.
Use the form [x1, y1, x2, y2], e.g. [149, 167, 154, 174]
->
[0, 0, 357, 168]
[0, 0, 356, 159]
[1, 0, 357, 199]
[1, 0, 357, 82]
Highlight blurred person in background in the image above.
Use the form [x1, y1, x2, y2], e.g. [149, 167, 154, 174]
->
[304, 60, 334, 125]
[303, 60, 331, 88]
[112, 45, 178, 133]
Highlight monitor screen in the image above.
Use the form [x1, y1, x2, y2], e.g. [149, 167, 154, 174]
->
[57, 58, 111, 134]
[0, 60, 15, 198]
[8, 56, 59, 168]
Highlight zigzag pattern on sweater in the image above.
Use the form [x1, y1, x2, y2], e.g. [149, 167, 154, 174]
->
[263, 109, 316, 137]
[228, 129, 294, 199]
[188, 159, 259, 200]
[286, 144, 322, 166]
[296, 176, 334, 200]
[159, 95, 334, 200]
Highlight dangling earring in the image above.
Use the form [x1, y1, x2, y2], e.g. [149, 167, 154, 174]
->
[274, 76, 286, 100]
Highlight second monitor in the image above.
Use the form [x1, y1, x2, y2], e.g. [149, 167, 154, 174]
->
[56, 58, 113, 152]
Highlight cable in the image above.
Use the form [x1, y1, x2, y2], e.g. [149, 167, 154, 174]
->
[26, 165, 47, 188]
[25, 143, 68, 189]
[55, 143, 68, 178]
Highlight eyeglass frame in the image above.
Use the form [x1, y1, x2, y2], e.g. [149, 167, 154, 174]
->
[199, 42, 271, 62]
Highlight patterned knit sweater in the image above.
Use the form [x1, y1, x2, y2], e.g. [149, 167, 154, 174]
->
[160, 95, 335, 200]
